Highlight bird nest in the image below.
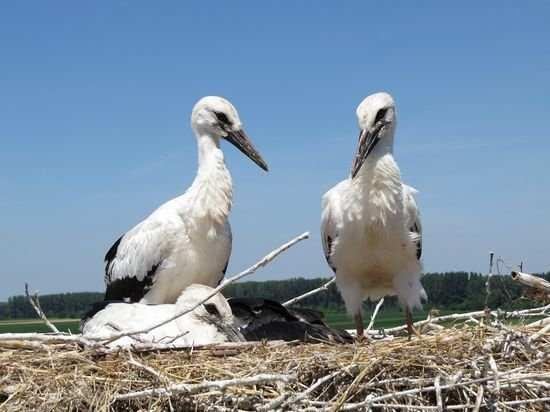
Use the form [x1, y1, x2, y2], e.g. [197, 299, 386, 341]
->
[1, 316, 549, 411]
[3, 238, 550, 410]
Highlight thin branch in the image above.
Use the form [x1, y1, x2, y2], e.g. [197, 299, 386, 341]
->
[484, 251, 494, 309]
[338, 359, 549, 411]
[434, 375, 443, 411]
[379, 304, 550, 335]
[283, 277, 335, 307]
[365, 297, 384, 334]
[261, 369, 344, 411]
[114, 373, 294, 401]
[528, 322, 550, 343]
[86, 232, 310, 343]
[126, 349, 172, 383]
[473, 385, 484, 412]
[25, 283, 59, 333]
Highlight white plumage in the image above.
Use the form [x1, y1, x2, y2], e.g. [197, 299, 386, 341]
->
[82, 284, 242, 348]
[104, 96, 268, 304]
[321, 92, 425, 338]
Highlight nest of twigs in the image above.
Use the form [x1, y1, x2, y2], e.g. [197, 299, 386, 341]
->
[1, 315, 549, 411]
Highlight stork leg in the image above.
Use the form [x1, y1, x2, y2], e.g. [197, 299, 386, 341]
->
[354, 312, 365, 341]
[405, 307, 420, 340]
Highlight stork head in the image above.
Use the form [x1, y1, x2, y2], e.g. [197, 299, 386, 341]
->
[175, 284, 233, 322]
[351, 92, 396, 178]
[175, 284, 244, 342]
[191, 96, 268, 171]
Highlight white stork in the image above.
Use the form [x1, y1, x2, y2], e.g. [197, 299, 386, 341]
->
[103, 96, 268, 304]
[82, 284, 242, 347]
[321, 92, 425, 339]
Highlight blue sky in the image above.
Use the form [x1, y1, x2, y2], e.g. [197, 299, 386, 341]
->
[1, 2, 549, 300]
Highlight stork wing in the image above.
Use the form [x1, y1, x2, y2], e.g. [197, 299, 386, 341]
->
[321, 183, 345, 273]
[228, 297, 352, 343]
[104, 217, 172, 302]
[403, 184, 422, 260]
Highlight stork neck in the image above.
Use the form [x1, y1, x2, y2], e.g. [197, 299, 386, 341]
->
[350, 145, 403, 228]
[355, 139, 394, 180]
[186, 134, 233, 225]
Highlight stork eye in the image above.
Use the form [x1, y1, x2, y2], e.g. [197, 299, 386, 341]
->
[213, 111, 231, 125]
[204, 303, 220, 316]
[374, 108, 387, 124]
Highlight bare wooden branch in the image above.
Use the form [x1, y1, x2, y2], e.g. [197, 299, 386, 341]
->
[0, 340, 52, 351]
[484, 251, 494, 309]
[528, 322, 550, 343]
[114, 373, 294, 401]
[434, 375, 443, 411]
[0, 332, 96, 346]
[473, 385, 484, 412]
[282, 277, 335, 307]
[526, 316, 550, 328]
[126, 349, 172, 383]
[339, 369, 549, 411]
[378, 304, 550, 336]
[261, 369, 344, 411]
[0, 333, 289, 356]
[25, 283, 59, 333]
[85, 232, 310, 343]
[511, 270, 550, 301]
[365, 297, 384, 334]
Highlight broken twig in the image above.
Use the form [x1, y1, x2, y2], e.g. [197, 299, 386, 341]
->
[282, 277, 336, 307]
[25, 283, 59, 333]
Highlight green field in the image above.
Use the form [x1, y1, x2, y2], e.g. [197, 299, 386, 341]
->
[1, 309, 537, 334]
[0, 309, 429, 333]
[0, 319, 81, 333]
[323, 308, 434, 330]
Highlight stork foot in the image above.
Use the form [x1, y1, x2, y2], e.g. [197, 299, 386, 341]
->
[354, 312, 366, 342]
[405, 307, 421, 341]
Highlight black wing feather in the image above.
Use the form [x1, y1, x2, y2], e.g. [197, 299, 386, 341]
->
[411, 222, 422, 260]
[103, 234, 159, 302]
[104, 263, 159, 302]
[104, 235, 123, 284]
[216, 256, 230, 286]
[228, 298, 352, 343]
[324, 235, 336, 273]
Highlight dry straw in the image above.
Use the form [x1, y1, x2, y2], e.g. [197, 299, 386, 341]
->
[1, 319, 549, 411]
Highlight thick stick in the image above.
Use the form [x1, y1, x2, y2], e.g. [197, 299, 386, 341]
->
[511, 271, 550, 296]
[88, 232, 310, 343]
[114, 373, 294, 401]
[25, 283, 59, 333]
[282, 277, 335, 307]
[0, 334, 286, 354]
[0, 332, 96, 346]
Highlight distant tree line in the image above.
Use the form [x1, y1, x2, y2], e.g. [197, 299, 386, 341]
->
[1, 271, 548, 320]
[2, 292, 104, 320]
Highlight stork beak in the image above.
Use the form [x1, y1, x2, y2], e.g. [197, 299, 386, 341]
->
[225, 129, 269, 172]
[350, 121, 388, 179]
